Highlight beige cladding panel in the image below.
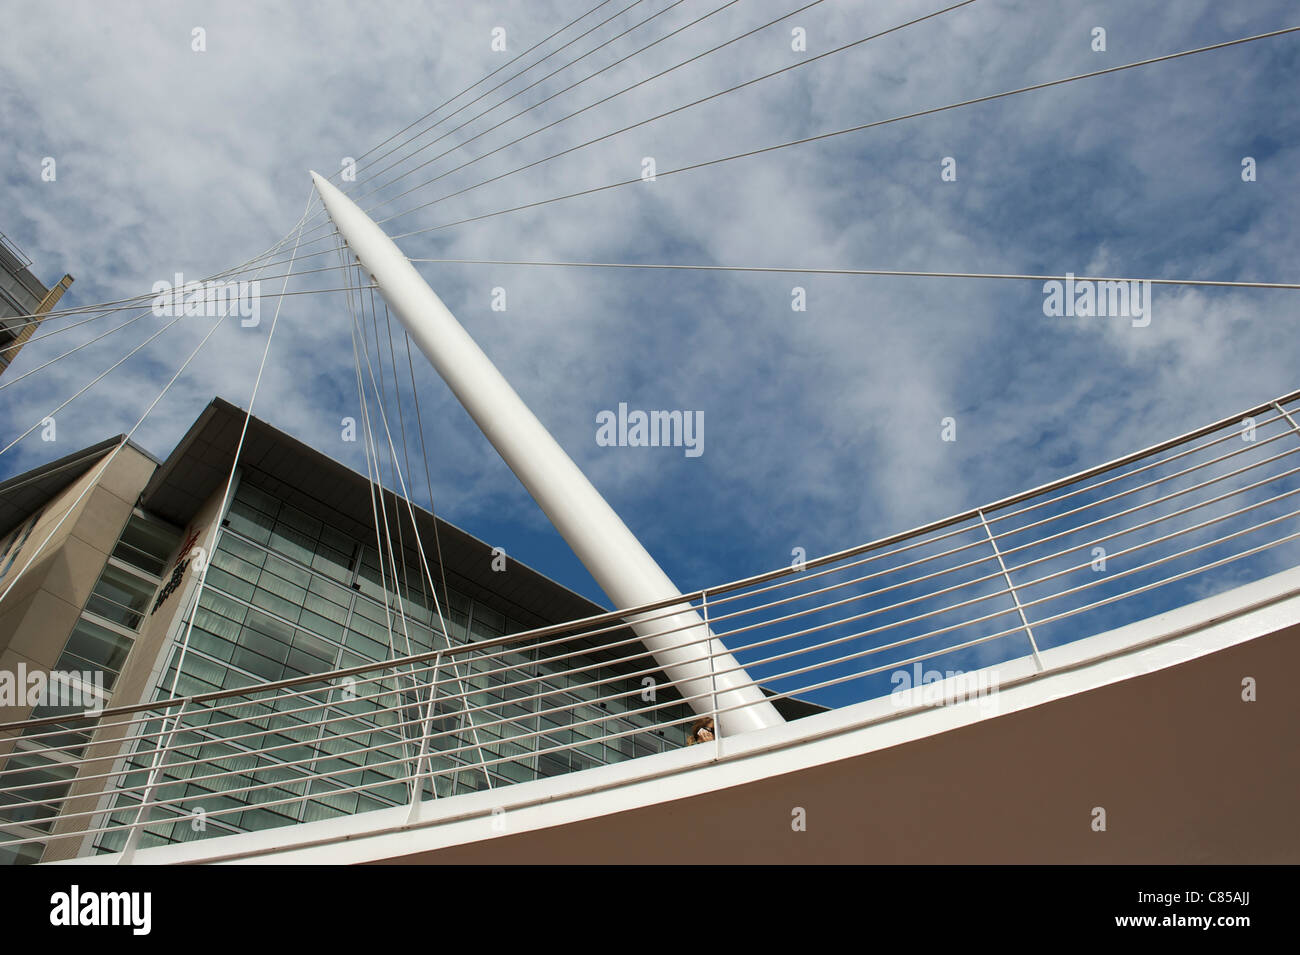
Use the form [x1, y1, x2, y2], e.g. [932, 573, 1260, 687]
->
[0, 586, 40, 659]
[17, 442, 152, 558]
[0, 442, 156, 748]
[68, 485, 134, 556]
[94, 444, 155, 505]
[28, 534, 115, 616]
[0, 642, 75, 725]
[21, 453, 110, 551]
[1, 588, 81, 671]
[0, 441, 154, 658]
[0, 541, 55, 613]
[0, 449, 129, 609]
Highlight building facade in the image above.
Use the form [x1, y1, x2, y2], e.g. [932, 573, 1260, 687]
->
[1, 397, 709, 864]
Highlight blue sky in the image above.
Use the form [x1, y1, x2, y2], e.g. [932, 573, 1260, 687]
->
[2, 0, 1298, 642]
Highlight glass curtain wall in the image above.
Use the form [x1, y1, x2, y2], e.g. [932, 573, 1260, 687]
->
[91, 480, 691, 854]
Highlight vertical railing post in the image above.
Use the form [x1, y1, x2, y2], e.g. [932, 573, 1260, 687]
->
[702, 591, 721, 760]
[407, 651, 442, 822]
[978, 509, 1044, 672]
[118, 700, 187, 864]
[1272, 401, 1300, 437]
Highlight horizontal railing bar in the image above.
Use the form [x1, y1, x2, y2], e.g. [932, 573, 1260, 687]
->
[1, 638, 699, 804]
[8, 691, 700, 834]
[689, 392, 1300, 597]
[1, 653, 691, 808]
[0, 596, 687, 733]
[705, 458, 1300, 656]
[978, 408, 1292, 531]
[696, 445, 1300, 655]
[436, 491, 1300, 750]
[0, 624, 685, 781]
[591, 490, 1300, 708]
[649, 477, 1300, 697]
[2, 658, 435, 755]
[702, 408, 1295, 613]
[723, 500, 1300, 694]
[0, 681, 434, 797]
[713, 523, 1300, 723]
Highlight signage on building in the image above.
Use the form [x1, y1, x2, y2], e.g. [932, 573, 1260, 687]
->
[151, 527, 200, 616]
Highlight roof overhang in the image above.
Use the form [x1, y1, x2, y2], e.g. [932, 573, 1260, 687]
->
[140, 397, 617, 632]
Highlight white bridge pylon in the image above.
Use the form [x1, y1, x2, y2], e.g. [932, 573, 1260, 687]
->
[310, 171, 783, 737]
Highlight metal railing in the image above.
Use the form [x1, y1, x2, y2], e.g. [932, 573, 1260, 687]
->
[4, 388, 1300, 861]
[0, 231, 33, 270]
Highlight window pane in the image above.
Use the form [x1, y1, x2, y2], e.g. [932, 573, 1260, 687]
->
[226, 501, 274, 544]
[311, 545, 353, 583]
[256, 566, 307, 606]
[469, 604, 504, 640]
[299, 609, 344, 642]
[263, 554, 310, 589]
[204, 567, 254, 602]
[61, 618, 134, 674]
[230, 647, 284, 683]
[86, 564, 155, 630]
[219, 534, 267, 569]
[292, 629, 337, 667]
[250, 588, 301, 623]
[194, 604, 243, 643]
[268, 525, 314, 565]
[235, 484, 280, 518]
[276, 504, 321, 540]
[303, 592, 348, 626]
[111, 515, 180, 577]
[212, 547, 262, 584]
